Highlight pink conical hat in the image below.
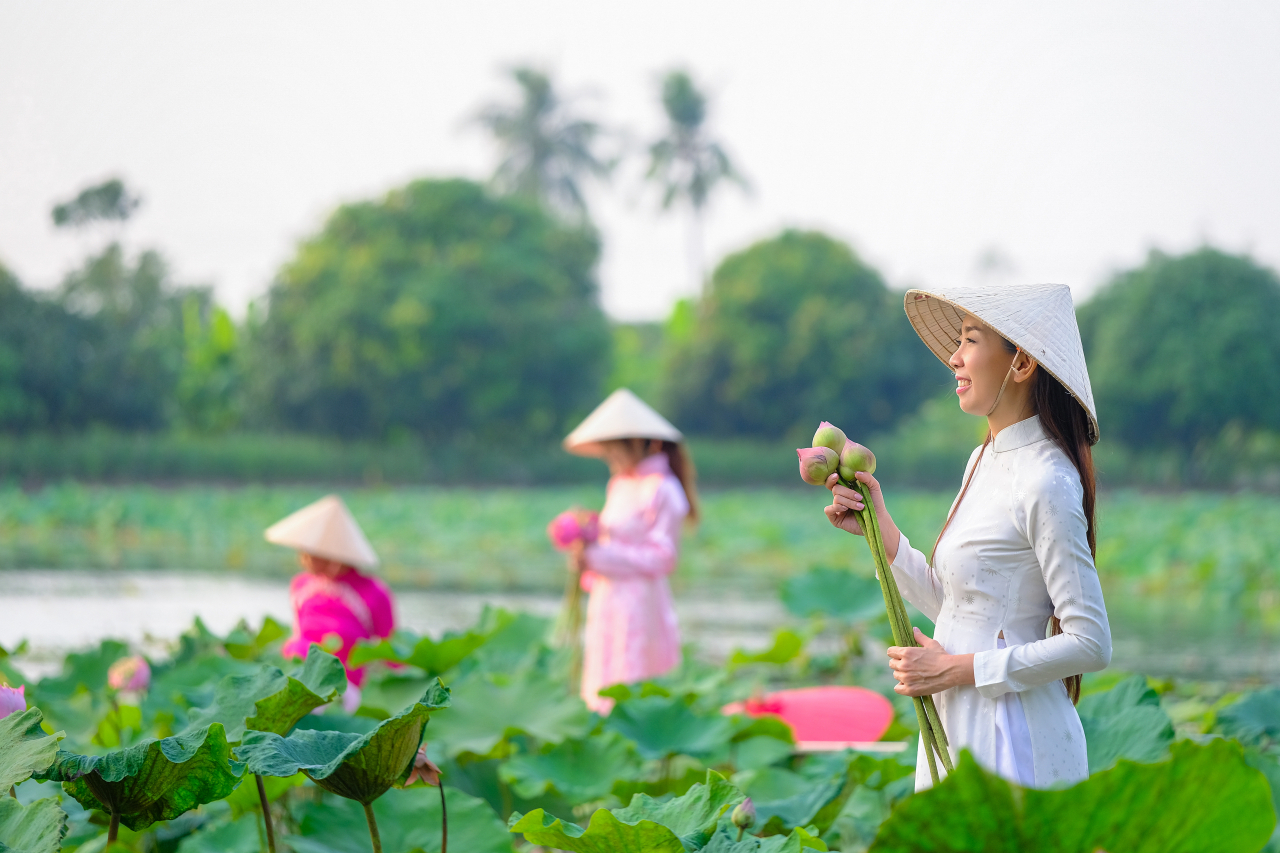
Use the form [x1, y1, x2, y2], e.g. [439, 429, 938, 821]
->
[264, 495, 379, 569]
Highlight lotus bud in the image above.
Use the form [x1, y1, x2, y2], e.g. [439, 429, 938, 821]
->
[797, 446, 839, 486]
[731, 797, 756, 831]
[547, 509, 600, 551]
[811, 421, 848, 454]
[107, 655, 151, 692]
[839, 440, 877, 479]
[0, 684, 25, 718]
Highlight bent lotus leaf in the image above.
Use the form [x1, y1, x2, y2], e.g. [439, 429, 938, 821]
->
[0, 796, 68, 853]
[0, 707, 64, 790]
[348, 614, 511, 674]
[185, 646, 347, 741]
[868, 740, 1275, 853]
[236, 681, 449, 804]
[509, 770, 743, 853]
[37, 723, 243, 832]
[728, 630, 805, 671]
[499, 731, 642, 803]
[1077, 675, 1174, 772]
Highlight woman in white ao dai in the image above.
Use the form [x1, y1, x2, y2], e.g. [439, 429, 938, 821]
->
[824, 283, 1112, 791]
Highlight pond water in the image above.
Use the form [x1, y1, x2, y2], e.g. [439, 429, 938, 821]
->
[2, 569, 1275, 684]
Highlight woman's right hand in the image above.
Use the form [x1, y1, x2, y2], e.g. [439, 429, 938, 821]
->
[823, 471, 901, 563]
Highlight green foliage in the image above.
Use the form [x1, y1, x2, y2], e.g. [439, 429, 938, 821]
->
[604, 694, 738, 762]
[0, 796, 68, 853]
[868, 740, 1275, 853]
[0, 707, 63, 790]
[426, 667, 590, 759]
[663, 230, 945, 441]
[728, 630, 805, 671]
[237, 683, 448, 803]
[51, 178, 141, 228]
[40, 723, 243, 832]
[1077, 675, 1175, 772]
[184, 648, 346, 741]
[647, 70, 748, 214]
[248, 178, 611, 441]
[348, 614, 512, 675]
[780, 567, 886, 624]
[608, 322, 667, 405]
[498, 731, 642, 803]
[1080, 247, 1280, 450]
[1215, 689, 1280, 747]
[176, 301, 242, 433]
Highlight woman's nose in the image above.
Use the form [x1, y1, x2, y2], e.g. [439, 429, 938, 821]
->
[948, 346, 963, 370]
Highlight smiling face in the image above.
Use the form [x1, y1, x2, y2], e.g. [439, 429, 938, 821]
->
[948, 315, 1027, 418]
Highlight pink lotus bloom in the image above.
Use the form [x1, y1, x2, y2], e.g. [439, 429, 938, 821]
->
[108, 656, 151, 692]
[797, 446, 839, 485]
[0, 684, 25, 717]
[547, 509, 600, 551]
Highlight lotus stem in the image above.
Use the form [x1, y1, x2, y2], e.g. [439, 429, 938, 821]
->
[255, 774, 277, 853]
[363, 801, 383, 853]
[439, 783, 449, 853]
[107, 812, 120, 845]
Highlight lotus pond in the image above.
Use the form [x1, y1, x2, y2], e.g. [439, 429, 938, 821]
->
[3, 561, 1280, 853]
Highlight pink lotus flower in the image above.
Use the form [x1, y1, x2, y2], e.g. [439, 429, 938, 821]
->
[812, 421, 848, 454]
[547, 509, 600, 551]
[405, 745, 441, 787]
[0, 684, 25, 717]
[797, 446, 839, 486]
[839, 440, 877, 479]
[107, 655, 151, 692]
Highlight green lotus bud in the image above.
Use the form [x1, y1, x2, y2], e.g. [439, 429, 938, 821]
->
[811, 421, 848, 454]
[839, 439, 877, 480]
[797, 446, 839, 485]
[731, 798, 756, 831]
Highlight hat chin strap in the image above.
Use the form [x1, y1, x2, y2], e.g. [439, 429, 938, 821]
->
[986, 347, 1023, 418]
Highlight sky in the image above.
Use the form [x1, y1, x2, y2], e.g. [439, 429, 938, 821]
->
[2, 1, 1278, 321]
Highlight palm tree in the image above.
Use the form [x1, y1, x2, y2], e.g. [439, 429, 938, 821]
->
[475, 66, 613, 220]
[646, 70, 749, 293]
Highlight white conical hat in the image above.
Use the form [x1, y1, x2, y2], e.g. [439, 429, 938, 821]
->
[904, 283, 1099, 444]
[563, 388, 683, 457]
[264, 494, 380, 569]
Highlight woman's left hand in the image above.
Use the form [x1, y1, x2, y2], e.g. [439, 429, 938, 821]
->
[887, 627, 975, 696]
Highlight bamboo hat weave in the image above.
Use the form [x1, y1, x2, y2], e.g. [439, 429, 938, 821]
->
[265, 494, 380, 570]
[563, 388, 684, 457]
[904, 283, 1099, 444]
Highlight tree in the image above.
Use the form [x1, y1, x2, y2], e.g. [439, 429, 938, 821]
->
[646, 69, 748, 291]
[248, 178, 611, 442]
[1078, 247, 1280, 450]
[662, 230, 945, 441]
[51, 178, 141, 228]
[475, 66, 613, 219]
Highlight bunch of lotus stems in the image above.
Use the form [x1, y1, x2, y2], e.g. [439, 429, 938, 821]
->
[547, 508, 600, 692]
[798, 422, 953, 784]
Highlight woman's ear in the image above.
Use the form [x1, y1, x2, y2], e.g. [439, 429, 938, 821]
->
[1013, 352, 1039, 383]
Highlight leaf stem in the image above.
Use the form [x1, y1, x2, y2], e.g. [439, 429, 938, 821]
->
[363, 801, 382, 853]
[255, 774, 277, 853]
[107, 812, 119, 845]
[439, 783, 449, 853]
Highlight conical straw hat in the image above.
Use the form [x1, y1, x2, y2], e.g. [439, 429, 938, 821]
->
[563, 388, 683, 457]
[904, 283, 1099, 443]
[264, 494, 380, 569]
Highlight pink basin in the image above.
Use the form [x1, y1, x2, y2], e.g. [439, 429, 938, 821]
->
[723, 685, 895, 745]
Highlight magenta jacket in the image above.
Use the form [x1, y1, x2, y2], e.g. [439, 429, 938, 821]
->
[281, 567, 395, 687]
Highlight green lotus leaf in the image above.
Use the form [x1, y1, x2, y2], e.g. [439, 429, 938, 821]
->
[185, 647, 346, 741]
[287, 786, 513, 853]
[236, 681, 449, 804]
[37, 723, 244, 833]
[426, 668, 590, 759]
[175, 811, 262, 853]
[348, 612, 511, 674]
[780, 567, 886, 624]
[733, 767, 847, 836]
[868, 740, 1275, 853]
[0, 707, 64, 791]
[0, 796, 68, 853]
[701, 825, 828, 852]
[1077, 675, 1174, 772]
[499, 731, 642, 803]
[1215, 688, 1280, 747]
[728, 630, 805, 671]
[222, 771, 306, 819]
[509, 770, 743, 853]
[604, 694, 737, 761]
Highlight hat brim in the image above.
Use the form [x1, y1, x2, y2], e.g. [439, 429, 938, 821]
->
[904, 289, 1099, 444]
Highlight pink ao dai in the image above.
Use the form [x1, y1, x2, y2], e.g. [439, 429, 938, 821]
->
[580, 453, 687, 713]
[281, 568, 395, 687]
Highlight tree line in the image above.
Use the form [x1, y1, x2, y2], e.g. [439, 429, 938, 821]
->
[3, 67, 1280, 463]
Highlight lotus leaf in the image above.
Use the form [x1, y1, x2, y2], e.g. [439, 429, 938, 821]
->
[185, 646, 346, 741]
[701, 824, 828, 852]
[728, 630, 805, 671]
[287, 785, 513, 853]
[604, 694, 737, 761]
[499, 731, 642, 803]
[222, 771, 306, 819]
[1216, 688, 1280, 747]
[37, 723, 244, 832]
[509, 770, 743, 853]
[733, 767, 846, 836]
[0, 707, 63, 790]
[426, 669, 589, 759]
[348, 612, 511, 674]
[236, 682, 449, 804]
[780, 567, 886, 624]
[868, 740, 1275, 853]
[0, 797, 68, 853]
[175, 812, 262, 853]
[222, 617, 290, 661]
[1076, 675, 1174, 771]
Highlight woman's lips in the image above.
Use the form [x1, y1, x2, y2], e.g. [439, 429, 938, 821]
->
[956, 377, 972, 395]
